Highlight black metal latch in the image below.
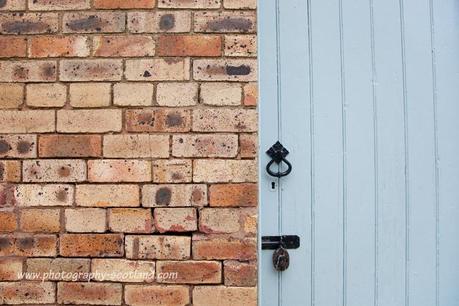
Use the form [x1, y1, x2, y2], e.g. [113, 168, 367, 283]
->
[261, 235, 300, 250]
[266, 141, 292, 178]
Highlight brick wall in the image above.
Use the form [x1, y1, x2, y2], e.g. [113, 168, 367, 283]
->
[0, 0, 258, 304]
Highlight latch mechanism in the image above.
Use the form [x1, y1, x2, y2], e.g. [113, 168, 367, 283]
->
[266, 141, 292, 178]
[261, 235, 300, 250]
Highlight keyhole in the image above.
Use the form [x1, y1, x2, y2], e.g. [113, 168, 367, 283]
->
[271, 181, 276, 190]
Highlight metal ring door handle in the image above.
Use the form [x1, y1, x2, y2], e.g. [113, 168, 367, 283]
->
[266, 141, 293, 178]
[266, 156, 292, 178]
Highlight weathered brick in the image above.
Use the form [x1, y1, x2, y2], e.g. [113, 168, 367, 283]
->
[20, 208, 60, 233]
[0, 210, 16, 232]
[0, 282, 55, 304]
[199, 208, 240, 234]
[156, 82, 198, 107]
[0, 258, 22, 280]
[39, 135, 101, 158]
[57, 109, 122, 133]
[26, 83, 67, 107]
[114, 83, 153, 106]
[193, 286, 257, 306]
[200, 83, 242, 106]
[30, 35, 90, 58]
[193, 108, 257, 132]
[0, 183, 16, 207]
[224, 260, 257, 287]
[172, 134, 238, 158]
[125, 235, 190, 259]
[125, 58, 190, 81]
[128, 11, 191, 33]
[243, 212, 257, 235]
[125, 285, 190, 306]
[60, 59, 123, 81]
[63, 12, 125, 33]
[194, 159, 257, 183]
[69, 83, 111, 108]
[194, 11, 256, 33]
[60, 234, 124, 257]
[65, 208, 106, 233]
[95, 0, 156, 9]
[152, 159, 192, 183]
[0, 1, 26, 11]
[157, 261, 221, 284]
[14, 184, 73, 207]
[104, 135, 169, 159]
[240, 133, 257, 158]
[0, 234, 57, 257]
[192, 235, 257, 260]
[159, 0, 220, 8]
[243, 82, 257, 106]
[157, 34, 221, 56]
[0, 135, 36, 158]
[0, 161, 20, 182]
[0, 61, 56, 82]
[154, 207, 197, 233]
[92, 259, 155, 283]
[126, 109, 191, 133]
[225, 34, 256, 57]
[26, 258, 90, 281]
[142, 184, 207, 207]
[0, 37, 26, 57]
[76, 184, 140, 207]
[0, 83, 23, 109]
[209, 183, 257, 207]
[0, 12, 58, 34]
[109, 208, 153, 233]
[23, 159, 86, 182]
[94, 35, 155, 57]
[224, 0, 256, 9]
[57, 282, 122, 305]
[193, 59, 257, 81]
[0, 110, 54, 133]
[88, 160, 152, 183]
[29, 0, 91, 10]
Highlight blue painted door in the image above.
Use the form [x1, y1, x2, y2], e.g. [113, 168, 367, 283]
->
[258, 0, 459, 305]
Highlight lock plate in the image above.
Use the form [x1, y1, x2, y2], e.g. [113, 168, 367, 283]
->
[261, 235, 300, 250]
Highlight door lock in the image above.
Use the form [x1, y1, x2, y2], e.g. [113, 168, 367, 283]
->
[262, 235, 300, 272]
[266, 141, 292, 178]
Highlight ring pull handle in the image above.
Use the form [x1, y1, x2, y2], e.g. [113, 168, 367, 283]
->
[266, 141, 293, 178]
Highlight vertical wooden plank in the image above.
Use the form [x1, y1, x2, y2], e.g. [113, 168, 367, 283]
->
[309, 0, 344, 305]
[341, 0, 376, 305]
[432, 0, 459, 305]
[372, 0, 406, 305]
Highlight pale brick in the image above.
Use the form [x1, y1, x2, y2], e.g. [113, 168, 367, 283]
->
[172, 134, 238, 158]
[60, 59, 123, 81]
[0, 282, 55, 305]
[65, 208, 106, 233]
[154, 207, 197, 233]
[14, 184, 74, 207]
[94, 35, 155, 57]
[0, 234, 57, 257]
[108, 208, 153, 233]
[142, 184, 207, 207]
[194, 11, 256, 33]
[243, 213, 257, 235]
[60, 234, 124, 257]
[114, 83, 153, 106]
[29, 0, 91, 10]
[192, 236, 256, 260]
[69, 83, 111, 108]
[57, 282, 122, 305]
[0, 1, 26, 10]
[224, 0, 256, 9]
[94, 0, 156, 9]
[0, 36, 27, 58]
[240, 133, 257, 157]
[0, 210, 16, 232]
[0, 258, 22, 281]
[0, 84, 23, 109]
[92, 259, 155, 282]
[104, 134, 169, 158]
[193, 108, 257, 132]
[126, 108, 191, 132]
[88, 160, 152, 182]
[125, 58, 190, 81]
[128, 11, 191, 33]
[39, 135, 102, 158]
[20, 208, 60, 233]
[57, 109, 122, 133]
[125, 285, 190, 306]
[153, 159, 192, 183]
[0, 135, 36, 158]
[0, 111, 54, 133]
[0, 61, 56, 82]
[200, 83, 242, 106]
[199, 208, 240, 234]
[76, 184, 140, 207]
[193, 59, 257, 81]
[63, 12, 125, 33]
[30, 35, 90, 58]
[193, 286, 257, 306]
[224, 260, 257, 286]
[159, 0, 220, 8]
[243, 82, 257, 106]
[156, 82, 198, 107]
[209, 183, 257, 207]
[157, 261, 221, 284]
[0, 13, 58, 34]
[23, 159, 86, 182]
[26, 83, 66, 107]
[224, 34, 257, 57]
[125, 235, 190, 259]
[157, 34, 221, 56]
[26, 258, 90, 281]
[0, 160, 21, 182]
[194, 159, 257, 183]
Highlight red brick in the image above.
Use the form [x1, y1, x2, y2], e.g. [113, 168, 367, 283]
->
[63, 12, 125, 33]
[157, 34, 221, 56]
[209, 183, 257, 207]
[156, 261, 221, 284]
[0, 83, 23, 109]
[126, 109, 191, 133]
[240, 133, 257, 157]
[26, 258, 90, 281]
[193, 286, 257, 306]
[39, 135, 102, 158]
[0, 210, 16, 232]
[20, 208, 61, 233]
[192, 235, 257, 260]
[0, 282, 55, 304]
[93, 35, 155, 57]
[60, 234, 124, 257]
[125, 285, 190, 306]
[0, 37, 26, 58]
[0, 258, 23, 280]
[224, 260, 257, 286]
[243, 83, 258, 106]
[94, 0, 156, 9]
[30, 36, 90, 58]
[0, 161, 20, 183]
[0, 234, 57, 257]
[57, 282, 122, 305]
[0, 13, 58, 34]
[154, 207, 197, 233]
